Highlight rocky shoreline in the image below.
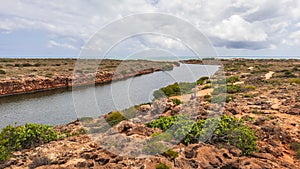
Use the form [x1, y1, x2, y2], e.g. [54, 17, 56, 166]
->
[0, 59, 178, 97]
[0, 68, 162, 97]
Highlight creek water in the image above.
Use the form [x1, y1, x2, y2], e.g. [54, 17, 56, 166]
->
[0, 64, 219, 129]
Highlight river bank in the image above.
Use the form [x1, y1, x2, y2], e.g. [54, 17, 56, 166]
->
[0, 59, 179, 96]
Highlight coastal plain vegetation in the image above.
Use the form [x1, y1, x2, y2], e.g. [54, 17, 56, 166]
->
[0, 58, 178, 80]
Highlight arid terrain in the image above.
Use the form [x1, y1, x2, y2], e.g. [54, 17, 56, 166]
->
[1, 59, 300, 169]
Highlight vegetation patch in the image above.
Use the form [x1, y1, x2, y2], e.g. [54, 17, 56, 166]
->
[197, 76, 209, 85]
[105, 111, 126, 126]
[163, 149, 179, 160]
[245, 85, 256, 90]
[0, 123, 58, 162]
[0, 70, 6, 74]
[156, 163, 170, 169]
[289, 78, 300, 84]
[290, 142, 300, 159]
[172, 98, 182, 105]
[162, 64, 173, 71]
[226, 76, 240, 84]
[153, 82, 196, 99]
[147, 115, 258, 155]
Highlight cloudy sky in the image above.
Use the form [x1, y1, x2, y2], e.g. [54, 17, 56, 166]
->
[0, 0, 300, 58]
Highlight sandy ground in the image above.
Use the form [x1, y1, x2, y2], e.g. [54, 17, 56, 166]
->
[265, 71, 275, 80]
[170, 88, 213, 102]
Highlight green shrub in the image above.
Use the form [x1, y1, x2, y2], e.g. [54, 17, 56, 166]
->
[226, 94, 236, 102]
[210, 95, 226, 103]
[147, 115, 257, 155]
[213, 115, 258, 155]
[226, 76, 239, 84]
[290, 142, 300, 159]
[245, 85, 256, 90]
[212, 85, 226, 95]
[0, 69, 6, 74]
[243, 94, 254, 98]
[156, 163, 169, 169]
[121, 70, 127, 74]
[197, 76, 209, 85]
[0, 123, 58, 162]
[289, 78, 300, 84]
[212, 84, 242, 95]
[153, 82, 195, 99]
[105, 111, 126, 126]
[147, 115, 179, 131]
[22, 63, 33, 67]
[163, 149, 179, 160]
[45, 73, 53, 78]
[292, 67, 299, 71]
[34, 63, 42, 67]
[172, 98, 182, 105]
[280, 71, 296, 78]
[162, 64, 173, 71]
[204, 94, 211, 99]
[227, 85, 242, 94]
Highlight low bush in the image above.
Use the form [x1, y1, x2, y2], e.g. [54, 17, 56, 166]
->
[172, 98, 182, 105]
[245, 85, 256, 90]
[22, 63, 33, 67]
[227, 85, 242, 94]
[292, 67, 299, 71]
[211, 86, 226, 95]
[153, 82, 196, 99]
[163, 149, 179, 160]
[197, 76, 209, 85]
[226, 76, 239, 84]
[105, 111, 126, 126]
[0, 70, 6, 74]
[156, 163, 170, 169]
[147, 115, 257, 155]
[121, 70, 127, 75]
[162, 64, 173, 71]
[290, 142, 300, 159]
[289, 78, 300, 84]
[34, 63, 42, 67]
[0, 123, 58, 162]
[45, 73, 53, 78]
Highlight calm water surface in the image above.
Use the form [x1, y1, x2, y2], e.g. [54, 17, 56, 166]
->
[0, 64, 219, 129]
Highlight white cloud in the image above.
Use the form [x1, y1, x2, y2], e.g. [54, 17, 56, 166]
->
[0, 0, 300, 55]
[48, 40, 76, 50]
[209, 15, 268, 42]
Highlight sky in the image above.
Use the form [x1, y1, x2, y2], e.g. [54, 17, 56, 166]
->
[0, 0, 300, 58]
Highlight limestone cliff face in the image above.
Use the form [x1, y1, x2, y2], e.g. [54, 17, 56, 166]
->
[0, 68, 160, 96]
